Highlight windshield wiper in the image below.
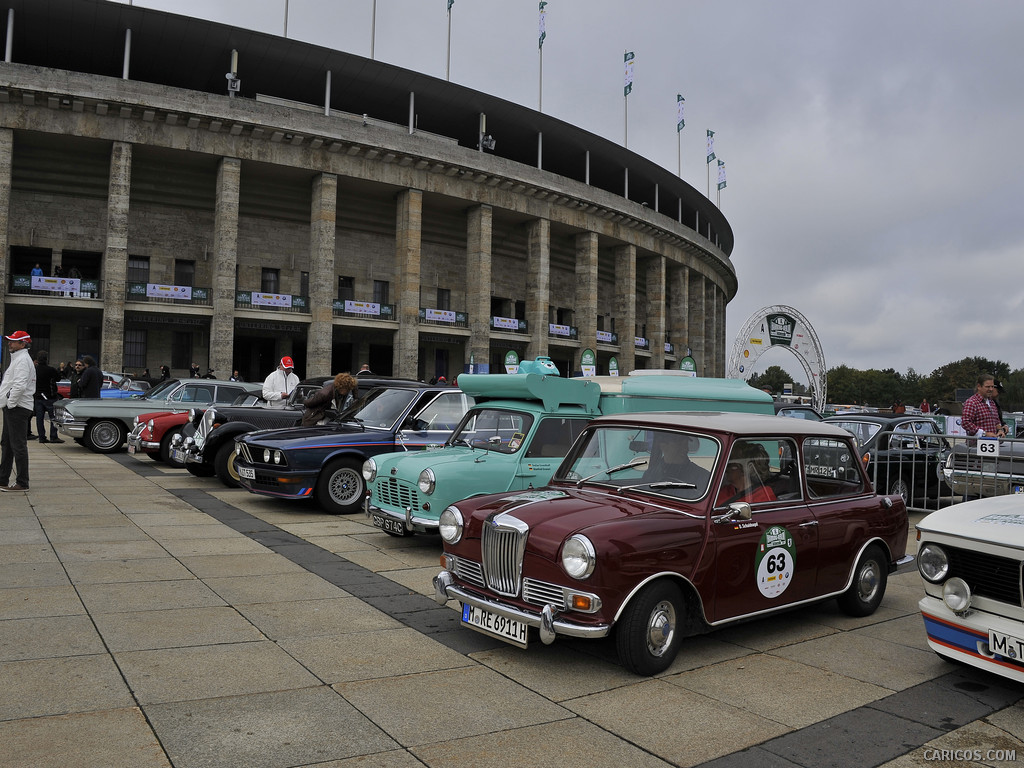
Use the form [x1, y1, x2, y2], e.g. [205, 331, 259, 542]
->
[616, 480, 697, 493]
[575, 456, 649, 487]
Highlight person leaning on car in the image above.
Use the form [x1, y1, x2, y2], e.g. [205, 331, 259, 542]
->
[301, 372, 358, 426]
[961, 373, 1007, 438]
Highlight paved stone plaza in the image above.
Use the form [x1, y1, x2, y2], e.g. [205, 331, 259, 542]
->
[2, 441, 1023, 768]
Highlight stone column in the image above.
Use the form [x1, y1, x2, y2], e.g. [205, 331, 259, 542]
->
[395, 189, 422, 379]
[466, 204, 492, 373]
[669, 265, 688, 363]
[574, 232, 598, 375]
[0, 129, 11, 336]
[210, 157, 240, 378]
[100, 141, 131, 371]
[705, 279, 717, 377]
[614, 244, 636, 374]
[688, 272, 706, 375]
[646, 255, 666, 369]
[308, 173, 337, 377]
[525, 218, 550, 362]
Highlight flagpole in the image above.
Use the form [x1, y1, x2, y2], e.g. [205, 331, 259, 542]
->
[538, 2, 547, 112]
[446, 3, 453, 81]
[539, 46, 544, 112]
[370, 0, 376, 59]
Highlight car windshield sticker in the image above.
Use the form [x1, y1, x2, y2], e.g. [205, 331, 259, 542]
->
[508, 432, 526, 451]
[756, 525, 796, 598]
[976, 513, 1024, 527]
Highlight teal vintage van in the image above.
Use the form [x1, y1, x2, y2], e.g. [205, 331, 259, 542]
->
[362, 361, 773, 537]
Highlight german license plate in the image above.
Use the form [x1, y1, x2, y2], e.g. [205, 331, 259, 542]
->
[989, 629, 1024, 660]
[127, 442, 137, 455]
[238, 466, 255, 480]
[371, 514, 405, 535]
[170, 447, 187, 464]
[462, 603, 528, 647]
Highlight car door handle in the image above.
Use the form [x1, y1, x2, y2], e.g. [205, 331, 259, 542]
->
[798, 520, 819, 527]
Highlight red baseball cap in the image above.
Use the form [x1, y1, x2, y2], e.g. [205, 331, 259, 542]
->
[4, 330, 30, 342]
[280, 356, 294, 369]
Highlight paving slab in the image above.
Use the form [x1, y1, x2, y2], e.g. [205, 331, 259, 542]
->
[91, 605, 266, 652]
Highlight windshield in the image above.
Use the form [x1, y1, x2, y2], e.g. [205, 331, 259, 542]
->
[828, 421, 880, 448]
[339, 387, 419, 429]
[448, 408, 535, 454]
[143, 379, 179, 399]
[558, 425, 719, 501]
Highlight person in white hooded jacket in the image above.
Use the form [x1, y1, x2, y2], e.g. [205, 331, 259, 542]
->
[0, 330, 37, 491]
[262, 356, 299, 408]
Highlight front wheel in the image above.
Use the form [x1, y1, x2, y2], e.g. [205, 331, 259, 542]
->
[615, 581, 684, 676]
[214, 441, 242, 488]
[160, 427, 185, 467]
[315, 458, 365, 514]
[84, 419, 126, 453]
[837, 544, 888, 617]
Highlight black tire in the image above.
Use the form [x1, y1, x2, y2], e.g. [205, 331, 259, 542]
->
[185, 460, 216, 478]
[214, 441, 242, 488]
[84, 419, 126, 453]
[615, 580, 684, 676]
[837, 544, 888, 617]
[315, 458, 365, 514]
[159, 427, 185, 468]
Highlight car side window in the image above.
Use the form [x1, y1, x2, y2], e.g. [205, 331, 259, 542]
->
[525, 418, 590, 459]
[181, 385, 214, 404]
[803, 438, 865, 498]
[215, 386, 243, 403]
[414, 392, 472, 432]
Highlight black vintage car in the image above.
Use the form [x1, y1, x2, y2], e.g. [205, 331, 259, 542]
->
[235, 384, 474, 514]
[173, 376, 397, 487]
[823, 414, 950, 505]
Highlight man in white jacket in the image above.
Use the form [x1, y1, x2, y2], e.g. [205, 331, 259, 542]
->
[0, 330, 37, 492]
[262, 356, 299, 408]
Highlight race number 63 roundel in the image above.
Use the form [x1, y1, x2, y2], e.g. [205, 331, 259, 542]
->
[756, 525, 796, 598]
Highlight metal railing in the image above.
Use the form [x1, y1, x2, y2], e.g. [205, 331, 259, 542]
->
[333, 300, 396, 321]
[126, 283, 212, 306]
[235, 291, 309, 313]
[863, 429, 1024, 513]
[9, 274, 102, 298]
[419, 308, 469, 328]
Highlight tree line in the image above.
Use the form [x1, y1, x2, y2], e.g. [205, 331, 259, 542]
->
[746, 356, 1021, 412]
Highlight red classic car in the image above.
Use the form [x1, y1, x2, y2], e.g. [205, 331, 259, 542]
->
[127, 410, 192, 467]
[433, 411, 911, 675]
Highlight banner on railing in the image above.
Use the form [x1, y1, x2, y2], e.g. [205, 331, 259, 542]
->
[549, 323, 571, 337]
[597, 330, 614, 343]
[492, 316, 519, 331]
[146, 283, 192, 300]
[31, 276, 80, 294]
[425, 308, 456, 323]
[345, 300, 381, 316]
[252, 293, 293, 308]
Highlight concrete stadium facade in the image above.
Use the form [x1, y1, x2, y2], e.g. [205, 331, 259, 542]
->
[0, 0, 735, 382]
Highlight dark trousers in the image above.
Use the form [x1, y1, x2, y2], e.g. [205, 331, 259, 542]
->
[34, 397, 58, 440]
[0, 405, 32, 488]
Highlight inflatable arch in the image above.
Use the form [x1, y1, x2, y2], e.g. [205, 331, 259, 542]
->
[727, 305, 827, 412]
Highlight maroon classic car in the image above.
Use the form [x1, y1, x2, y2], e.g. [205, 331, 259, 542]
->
[433, 411, 911, 675]
[127, 410, 191, 466]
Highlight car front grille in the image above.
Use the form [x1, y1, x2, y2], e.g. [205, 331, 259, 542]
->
[453, 555, 567, 610]
[375, 477, 421, 512]
[948, 546, 1023, 607]
[481, 515, 528, 597]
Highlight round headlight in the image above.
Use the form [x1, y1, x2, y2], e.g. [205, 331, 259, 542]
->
[263, 449, 271, 463]
[273, 450, 283, 465]
[133, 416, 140, 427]
[418, 468, 436, 495]
[917, 543, 949, 583]
[562, 534, 596, 580]
[943, 577, 972, 612]
[188, 408, 198, 421]
[363, 458, 377, 482]
[235, 442, 242, 456]
[438, 506, 464, 544]
[147, 419, 155, 431]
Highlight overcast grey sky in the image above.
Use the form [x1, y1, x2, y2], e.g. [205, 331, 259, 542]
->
[122, 0, 1024, 382]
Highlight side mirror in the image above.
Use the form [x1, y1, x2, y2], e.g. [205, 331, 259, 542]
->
[713, 502, 752, 524]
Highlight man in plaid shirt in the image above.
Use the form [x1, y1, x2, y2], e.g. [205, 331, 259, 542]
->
[961, 374, 1007, 438]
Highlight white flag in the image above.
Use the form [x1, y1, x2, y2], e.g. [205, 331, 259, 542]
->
[539, 2, 547, 48]
[717, 159, 727, 190]
[676, 94, 685, 132]
[624, 51, 635, 96]
[706, 129, 715, 163]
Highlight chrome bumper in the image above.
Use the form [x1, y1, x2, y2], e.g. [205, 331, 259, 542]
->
[432, 570, 611, 643]
[57, 422, 85, 438]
